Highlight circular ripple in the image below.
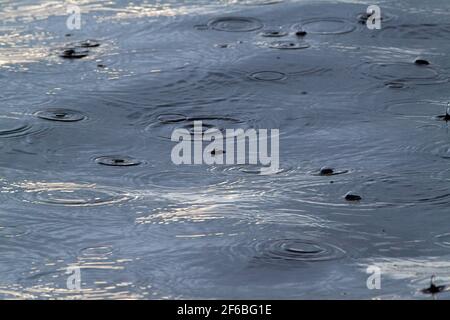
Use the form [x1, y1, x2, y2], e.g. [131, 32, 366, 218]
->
[0, 116, 44, 138]
[95, 156, 142, 167]
[145, 114, 249, 141]
[79, 245, 114, 259]
[384, 99, 448, 119]
[17, 182, 132, 207]
[127, 170, 230, 190]
[357, 61, 445, 86]
[266, 40, 310, 50]
[34, 109, 86, 122]
[248, 71, 287, 81]
[213, 164, 287, 176]
[208, 17, 263, 32]
[293, 18, 356, 35]
[255, 239, 346, 264]
[157, 114, 188, 124]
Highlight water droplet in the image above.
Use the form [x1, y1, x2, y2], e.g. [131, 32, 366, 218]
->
[95, 156, 142, 167]
[268, 40, 310, 50]
[35, 109, 86, 122]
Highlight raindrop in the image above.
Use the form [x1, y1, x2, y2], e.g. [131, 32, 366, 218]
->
[95, 156, 142, 167]
[34, 109, 86, 122]
[268, 40, 310, 50]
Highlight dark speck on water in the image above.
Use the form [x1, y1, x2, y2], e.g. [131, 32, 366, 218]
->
[414, 58, 430, 66]
[345, 193, 362, 202]
[421, 276, 447, 295]
[319, 167, 334, 176]
[59, 48, 89, 59]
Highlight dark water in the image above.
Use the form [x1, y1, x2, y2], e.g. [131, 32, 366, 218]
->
[2, 0, 450, 299]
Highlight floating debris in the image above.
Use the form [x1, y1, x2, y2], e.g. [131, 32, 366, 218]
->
[345, 192, 362, 201]
[437, 105, 450, 121]
[414, 58, 430, 66]
[421, 275, 447, 295]
[312, 167, 348, 176]
[295, 30, 307, 37]
[59, 48, 89, 59]
[319, 167, 334, 175]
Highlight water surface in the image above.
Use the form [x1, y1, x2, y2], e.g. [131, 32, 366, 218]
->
[2, 0, 450, 299]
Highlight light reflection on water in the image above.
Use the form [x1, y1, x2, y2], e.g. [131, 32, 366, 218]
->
[2, 0, 450, 299]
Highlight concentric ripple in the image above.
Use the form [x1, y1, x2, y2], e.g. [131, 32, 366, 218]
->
[79, 245, 115, 259]
[248, 71, 287, 81]
[207, 17, 264, 32]
[251, 238, 346, 265]
[125, 170, 231, 190]
[13, 182, 132, 207]
[34, 108, 86, 122]
[95, 156, 142, 167]
[0, 115, 45, 138]
[292, 18, 356, 35]
[357, 61, 446, 86]
[384, 99, 449, 120]
[145, 113, 250, 141]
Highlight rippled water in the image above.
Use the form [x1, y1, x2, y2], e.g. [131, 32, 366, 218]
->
[2, 0, 450, 300]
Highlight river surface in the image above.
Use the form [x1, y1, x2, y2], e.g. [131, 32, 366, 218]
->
[1, 0, 450, 299]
